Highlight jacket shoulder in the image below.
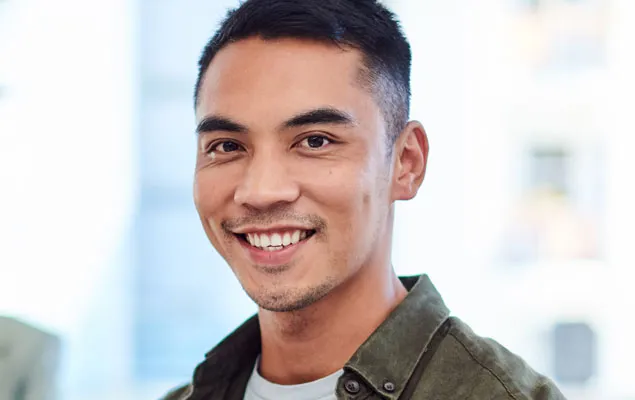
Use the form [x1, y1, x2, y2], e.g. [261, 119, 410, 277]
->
[445, 317, 566, 400]
[160, 384, 192, 400]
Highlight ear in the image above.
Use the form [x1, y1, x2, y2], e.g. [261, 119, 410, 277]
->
[391, 121, 429, 201]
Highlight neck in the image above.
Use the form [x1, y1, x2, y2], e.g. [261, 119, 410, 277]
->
[257, 260, 407, 385]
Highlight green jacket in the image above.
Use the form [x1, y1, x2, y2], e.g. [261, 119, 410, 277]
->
[162, 275, 566, 399]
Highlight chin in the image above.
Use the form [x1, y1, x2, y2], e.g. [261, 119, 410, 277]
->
[245, 277, 338, 312]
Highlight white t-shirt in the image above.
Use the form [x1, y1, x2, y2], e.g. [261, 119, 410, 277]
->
[243, 357, 343, 400]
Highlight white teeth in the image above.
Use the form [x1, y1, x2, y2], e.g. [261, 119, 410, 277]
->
[260, 234, 270, 247]
[291, 230, 301, 244]
[270, 233, 282, 246]
[282, 232, 291, 246]
[244, 229, 311, 250]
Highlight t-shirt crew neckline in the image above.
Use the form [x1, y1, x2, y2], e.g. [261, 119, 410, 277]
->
[244, 356, 344, 400]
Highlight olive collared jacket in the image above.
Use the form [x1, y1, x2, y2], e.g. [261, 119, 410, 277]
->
[162, 275, 566, 399]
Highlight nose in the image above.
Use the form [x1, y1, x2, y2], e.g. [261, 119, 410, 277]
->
[233, 148, 300, 210]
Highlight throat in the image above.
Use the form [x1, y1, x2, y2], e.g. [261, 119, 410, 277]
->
[257, 307, 353, 385]
[256, 267, 408, 385]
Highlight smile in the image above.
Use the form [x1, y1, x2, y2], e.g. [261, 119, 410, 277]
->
[237, 229, 315, 252]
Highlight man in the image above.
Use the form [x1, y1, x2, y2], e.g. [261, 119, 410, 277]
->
[0, 316, 60, 400]
[163, 0, 566, 398]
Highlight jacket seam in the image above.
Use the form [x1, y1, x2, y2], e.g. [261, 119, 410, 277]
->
[448, 332, 520, 400]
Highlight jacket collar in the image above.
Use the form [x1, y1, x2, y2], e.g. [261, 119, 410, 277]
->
[345, 275, 450, 399]
[192, 275, 450, 398]
[193, 314, 261, 387]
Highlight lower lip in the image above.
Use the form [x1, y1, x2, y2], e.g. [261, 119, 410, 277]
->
[238, 235, 310, 267]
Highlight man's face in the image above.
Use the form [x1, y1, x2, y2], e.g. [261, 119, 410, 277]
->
[194, 38, 394, 312]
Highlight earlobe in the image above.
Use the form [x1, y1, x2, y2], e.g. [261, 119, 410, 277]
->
[391, 121, 429, 201]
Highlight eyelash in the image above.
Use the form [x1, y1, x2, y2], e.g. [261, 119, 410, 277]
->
[295, 134, 333, 150]
[205, 140, 244, 155]
[203, 134, 335, 157]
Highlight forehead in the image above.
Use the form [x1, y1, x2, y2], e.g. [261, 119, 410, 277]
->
[196, 37, 376, 123]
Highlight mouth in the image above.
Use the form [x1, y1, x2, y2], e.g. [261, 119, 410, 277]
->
[234, 229, 316, 252]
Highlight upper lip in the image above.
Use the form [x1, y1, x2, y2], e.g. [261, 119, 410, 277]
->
[231, 224, 315, 235]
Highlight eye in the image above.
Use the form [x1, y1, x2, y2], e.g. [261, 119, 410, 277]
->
[298, 135, 332, 150]
[206, 140, 244, 156]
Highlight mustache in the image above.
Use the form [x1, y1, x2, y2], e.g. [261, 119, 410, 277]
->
[221, 208, 327, 232]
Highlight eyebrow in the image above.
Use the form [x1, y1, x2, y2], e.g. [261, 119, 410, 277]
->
[196, 107, 356, 135]
[281, 107, 357, 129]
[196, 116, 248, 135]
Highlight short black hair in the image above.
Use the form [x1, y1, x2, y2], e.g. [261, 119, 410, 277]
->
[195, 0, 412, 144]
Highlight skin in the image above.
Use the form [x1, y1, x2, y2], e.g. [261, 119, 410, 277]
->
[194, 37, 429, 384]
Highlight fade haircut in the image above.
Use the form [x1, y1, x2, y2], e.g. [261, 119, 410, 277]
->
[194, 0, 412, 146]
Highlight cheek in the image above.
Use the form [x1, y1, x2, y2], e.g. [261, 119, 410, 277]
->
[298, 160, 382, 233]
[194, 171, 238, 255]
[194, 169, 235, 223]
[194, 174, 216, 213]
[302, 166, 366, 209]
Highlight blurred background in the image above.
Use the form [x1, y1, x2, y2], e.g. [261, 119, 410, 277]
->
[0, 0, 633, 399]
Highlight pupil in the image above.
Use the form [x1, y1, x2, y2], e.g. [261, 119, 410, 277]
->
[222, 142, 238, 152]
[307, 136, 324, 148]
